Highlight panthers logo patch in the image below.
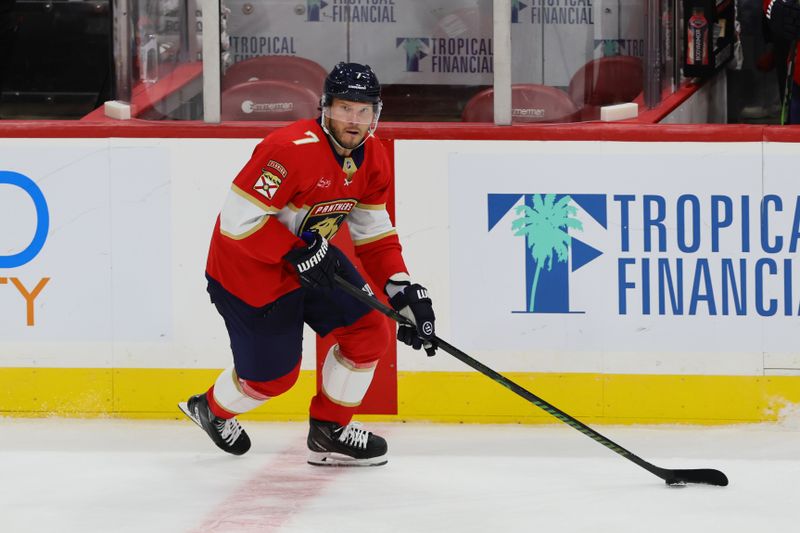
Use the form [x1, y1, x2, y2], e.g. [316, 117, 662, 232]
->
[300, 199, 357, 240]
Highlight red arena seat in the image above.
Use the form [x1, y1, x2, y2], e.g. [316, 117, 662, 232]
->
[568, 55, 643, 108]
[462, 84, 578, 123]
[221, 55, 328, 93]
[221, 80, 320, 121]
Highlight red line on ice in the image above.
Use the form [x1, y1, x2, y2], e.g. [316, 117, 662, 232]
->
[190, 444, 342, 532]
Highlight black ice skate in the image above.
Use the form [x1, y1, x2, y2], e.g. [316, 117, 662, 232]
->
[179, 394, 251, 456]
[307, 418, 387, 466]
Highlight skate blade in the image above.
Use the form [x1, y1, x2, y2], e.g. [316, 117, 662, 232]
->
[178, 402, 202, 428]
[307, 451, 388, 467]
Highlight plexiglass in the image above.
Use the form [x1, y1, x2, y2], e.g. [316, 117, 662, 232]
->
[127, 0, 204, 120]
[114, 0, 678, 123]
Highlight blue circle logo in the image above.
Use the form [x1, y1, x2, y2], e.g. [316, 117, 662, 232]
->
[0, 171, 49, 268]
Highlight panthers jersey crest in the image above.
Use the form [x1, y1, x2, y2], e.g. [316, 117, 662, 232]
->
[300, 199, 357, 239]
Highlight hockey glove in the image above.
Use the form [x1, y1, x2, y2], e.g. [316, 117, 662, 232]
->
[284, 232, 340, 290]
[767, 0, 800, 41]
[387, 280, 437, 356]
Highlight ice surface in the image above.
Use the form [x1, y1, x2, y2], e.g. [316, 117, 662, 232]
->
[0, 418, 798, 532]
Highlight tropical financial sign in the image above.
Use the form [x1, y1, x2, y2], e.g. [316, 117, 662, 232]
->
[395, 36, 493, 74]
[305, 0, 397, 23]
[448, 144, 799, 355]
[487, 192, 800, 317]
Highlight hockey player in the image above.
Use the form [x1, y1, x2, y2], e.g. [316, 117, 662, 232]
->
[179, 62, 436, 466]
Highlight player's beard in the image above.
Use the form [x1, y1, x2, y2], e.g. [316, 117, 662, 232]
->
[328, 120, 369, 150]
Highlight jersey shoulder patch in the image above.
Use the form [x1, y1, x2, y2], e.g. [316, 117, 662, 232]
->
[253, 168, 282, 200]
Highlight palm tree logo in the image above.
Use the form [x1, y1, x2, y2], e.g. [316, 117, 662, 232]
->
[511, 0, 527, 23]
[396, 38, 430, 72]
[512, 194, 583, 312]
[307, 0, 328, 21]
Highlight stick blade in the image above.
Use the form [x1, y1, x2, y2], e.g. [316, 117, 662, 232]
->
[664, 468, 729, 487]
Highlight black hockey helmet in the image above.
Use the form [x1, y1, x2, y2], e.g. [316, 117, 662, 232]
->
[321, 62, 381, 106]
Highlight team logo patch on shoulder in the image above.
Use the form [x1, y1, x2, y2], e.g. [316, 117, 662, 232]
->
[254, 169, 282, 200]
[266, 159, 287, 178]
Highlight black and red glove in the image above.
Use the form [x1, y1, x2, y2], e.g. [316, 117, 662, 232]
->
[387, 280, 437, 356]
[284, 232, 341, 290]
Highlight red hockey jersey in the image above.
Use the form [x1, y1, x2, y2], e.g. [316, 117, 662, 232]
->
[206, 119, 408, 307]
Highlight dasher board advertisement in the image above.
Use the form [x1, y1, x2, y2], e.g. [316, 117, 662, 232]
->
[448, 143, 800, 358]
[0, 142, 171, 346]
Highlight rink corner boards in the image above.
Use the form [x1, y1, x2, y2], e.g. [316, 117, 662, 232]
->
[0, 368, 798, 425]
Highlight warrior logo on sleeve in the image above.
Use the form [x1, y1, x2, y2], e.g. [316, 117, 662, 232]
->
[254, 169, 282, 200]
[299, 199, 357, 239]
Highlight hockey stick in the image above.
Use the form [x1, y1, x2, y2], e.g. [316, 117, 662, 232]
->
[781, 40, 795, 125]
[334, 274, 729, 487]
